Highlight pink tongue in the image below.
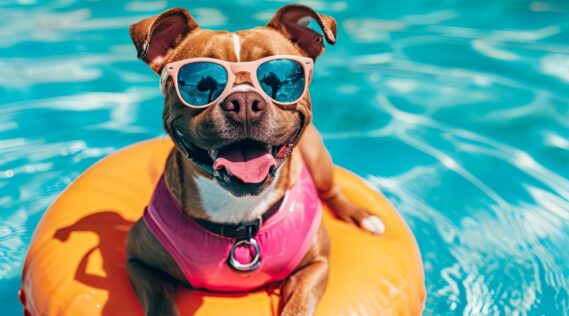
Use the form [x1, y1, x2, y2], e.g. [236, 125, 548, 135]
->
[213, 146, 277, 184]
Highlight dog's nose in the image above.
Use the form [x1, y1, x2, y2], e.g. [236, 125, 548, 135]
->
[220, 91, 266, 124]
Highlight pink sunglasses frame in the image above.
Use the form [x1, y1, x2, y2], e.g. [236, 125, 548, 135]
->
[160, 55, 314, 109]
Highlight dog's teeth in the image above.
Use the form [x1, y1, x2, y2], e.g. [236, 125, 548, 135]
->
[209, 150, 217, 159]
[225, 168, 233, 177]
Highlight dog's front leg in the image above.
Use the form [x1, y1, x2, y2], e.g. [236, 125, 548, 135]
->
[127, 258, 180, 316]
[279, 227, 330, 316]
[126, 220, 182, 316]
[280, 257, 329, 316]
[299, 124, 385, 235]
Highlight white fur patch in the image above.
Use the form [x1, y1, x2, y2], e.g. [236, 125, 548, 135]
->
[362, 216, 385, 235]
[232, 33, 241, 62]
[229, 83, 257, 93]
[194, 168, 283, 223]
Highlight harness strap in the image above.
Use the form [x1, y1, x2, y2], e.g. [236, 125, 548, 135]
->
[193, 196, 283, 240]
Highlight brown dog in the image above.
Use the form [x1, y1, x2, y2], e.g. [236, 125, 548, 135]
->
[126, 4, 385, 316]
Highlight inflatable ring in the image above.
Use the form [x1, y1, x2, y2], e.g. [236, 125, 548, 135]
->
[19, 139, 426, 315]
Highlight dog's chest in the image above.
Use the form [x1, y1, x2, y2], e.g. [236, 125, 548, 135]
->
[194, 174, 281, 223]
[143, 165, 321, 292]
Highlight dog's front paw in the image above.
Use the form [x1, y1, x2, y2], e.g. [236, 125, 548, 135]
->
[327, 194, 385, 236]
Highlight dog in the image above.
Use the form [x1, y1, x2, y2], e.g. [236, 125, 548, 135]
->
[126, 4, 385, 315]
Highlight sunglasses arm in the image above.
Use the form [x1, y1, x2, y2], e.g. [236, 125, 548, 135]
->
[160, 66, 170, 95]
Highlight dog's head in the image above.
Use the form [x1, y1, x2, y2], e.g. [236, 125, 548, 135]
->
[130, 5, 336, 196]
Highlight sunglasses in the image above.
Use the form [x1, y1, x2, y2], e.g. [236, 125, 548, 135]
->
[160, 55, 313, 108]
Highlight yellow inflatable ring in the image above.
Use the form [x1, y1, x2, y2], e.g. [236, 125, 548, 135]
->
[19, 139, 425, 315]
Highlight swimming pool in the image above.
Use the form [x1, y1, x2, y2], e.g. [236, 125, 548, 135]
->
[1, 0, 568, 314]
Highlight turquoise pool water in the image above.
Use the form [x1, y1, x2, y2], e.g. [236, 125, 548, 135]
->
[1, 0, 568, 314]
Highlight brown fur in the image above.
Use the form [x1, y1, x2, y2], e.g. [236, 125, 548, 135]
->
[126, 5, 381, 316]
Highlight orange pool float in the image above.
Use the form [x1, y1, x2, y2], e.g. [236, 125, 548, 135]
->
[19, 138, 425, 315]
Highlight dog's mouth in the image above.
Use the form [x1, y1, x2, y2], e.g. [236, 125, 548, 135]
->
[213, 140, 279, 184]
[172, 120, 303, 188]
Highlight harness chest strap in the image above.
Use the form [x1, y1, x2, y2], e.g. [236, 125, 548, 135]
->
[142, 165, 322, 292]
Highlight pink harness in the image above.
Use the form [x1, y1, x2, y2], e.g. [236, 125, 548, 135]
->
[143, 166, 322, 292]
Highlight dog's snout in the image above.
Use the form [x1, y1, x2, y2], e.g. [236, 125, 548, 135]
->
[221, 91, 266, 124]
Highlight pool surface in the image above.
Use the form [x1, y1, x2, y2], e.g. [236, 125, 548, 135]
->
[1, 0, 568, 315]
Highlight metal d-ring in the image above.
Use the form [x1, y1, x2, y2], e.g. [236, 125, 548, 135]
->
[227, 238, 261, 273]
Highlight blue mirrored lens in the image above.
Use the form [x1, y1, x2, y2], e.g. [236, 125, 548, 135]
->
[177, 62, 228, 106]
[257, 59, 305, 103]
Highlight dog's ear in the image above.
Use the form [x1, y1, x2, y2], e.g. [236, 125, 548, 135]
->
[267, 4, 336, 60]
[130, 8, 199, 73]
